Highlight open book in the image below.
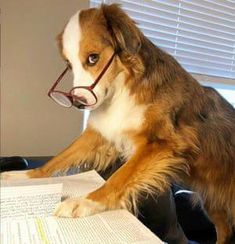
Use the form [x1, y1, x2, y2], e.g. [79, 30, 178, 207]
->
[1, 170, 163, 244]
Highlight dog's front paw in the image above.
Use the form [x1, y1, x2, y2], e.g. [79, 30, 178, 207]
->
[54, 197, 106, 218]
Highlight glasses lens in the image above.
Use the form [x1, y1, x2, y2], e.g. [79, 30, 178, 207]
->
[50, 92, 72, 107]
[72, 88, 97, 106]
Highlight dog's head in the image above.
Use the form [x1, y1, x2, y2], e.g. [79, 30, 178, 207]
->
[57, 4, 143, 110]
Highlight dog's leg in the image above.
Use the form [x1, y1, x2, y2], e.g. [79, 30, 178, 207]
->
[1, 127, 117, 180]
[205, 205, 232, 244]
[55, 143, 187, 218]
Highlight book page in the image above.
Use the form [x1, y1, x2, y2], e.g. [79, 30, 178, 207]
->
[1, 210, 163, 244]
[1, 184, 62, 219]
[1, 171, 163, 243]
[1, 170, 105, 198]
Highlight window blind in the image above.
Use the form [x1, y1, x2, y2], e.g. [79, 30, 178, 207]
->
[91, 0, 235, 82]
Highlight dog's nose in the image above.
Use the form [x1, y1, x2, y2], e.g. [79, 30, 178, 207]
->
[72, 100, 85, 110]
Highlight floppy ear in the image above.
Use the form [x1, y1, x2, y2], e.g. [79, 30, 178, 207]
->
[101, 4, 142, 55]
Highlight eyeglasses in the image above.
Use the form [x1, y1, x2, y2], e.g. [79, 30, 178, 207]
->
[48, 52, 116, 108]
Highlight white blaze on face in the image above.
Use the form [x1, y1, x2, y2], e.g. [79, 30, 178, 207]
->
[62, 11, 94, 99]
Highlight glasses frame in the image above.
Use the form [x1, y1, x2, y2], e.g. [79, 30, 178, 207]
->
[48, 52, 116, 108]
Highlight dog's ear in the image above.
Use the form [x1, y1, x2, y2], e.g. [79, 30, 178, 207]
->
[101, 4, 142, 55]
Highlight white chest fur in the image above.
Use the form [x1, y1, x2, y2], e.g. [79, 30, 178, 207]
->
[88, 87, 146, 159]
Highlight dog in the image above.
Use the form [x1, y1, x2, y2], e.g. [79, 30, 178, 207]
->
[2, 4, 235, 243]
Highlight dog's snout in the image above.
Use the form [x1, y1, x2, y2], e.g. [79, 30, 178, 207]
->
[72, 91, 88, 105]
[76, 96, 87, 105]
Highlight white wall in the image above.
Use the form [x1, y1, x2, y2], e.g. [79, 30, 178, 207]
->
[1, 0, 89, 156]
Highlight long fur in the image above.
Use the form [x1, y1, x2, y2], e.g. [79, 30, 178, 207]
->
[4, 4, 234, 243]
[100, 4, 235, 243]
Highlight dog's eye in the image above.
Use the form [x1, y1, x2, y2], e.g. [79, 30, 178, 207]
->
[87, 54, 99, 66]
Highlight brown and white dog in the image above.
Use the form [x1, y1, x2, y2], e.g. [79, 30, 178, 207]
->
[2, 4, 235, 243]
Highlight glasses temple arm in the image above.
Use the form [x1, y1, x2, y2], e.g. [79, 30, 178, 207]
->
[48, 66, 70, 96]
[90, 52, 116, 89]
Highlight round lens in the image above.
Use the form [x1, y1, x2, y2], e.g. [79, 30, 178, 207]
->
[72, 88, 97, 106]
[50, 92, 72, 107]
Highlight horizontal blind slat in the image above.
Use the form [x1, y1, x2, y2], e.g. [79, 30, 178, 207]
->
[140, 25, 234, 47]
[142, 28, 234, 50]
[203, 0, 235, 11]
[182, 64, 235, 79]
[156, 45, 233, 62]
[175, 49, 233, 64]
[175, 55, 233, 69]
[179, 14, 235, 33]
[181, 1, 235, 21]
[147, 35, 234, 57]
[180, 8, 235, 29]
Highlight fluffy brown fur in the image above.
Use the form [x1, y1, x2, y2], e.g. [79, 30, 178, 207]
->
[5, 4, 235, 243]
